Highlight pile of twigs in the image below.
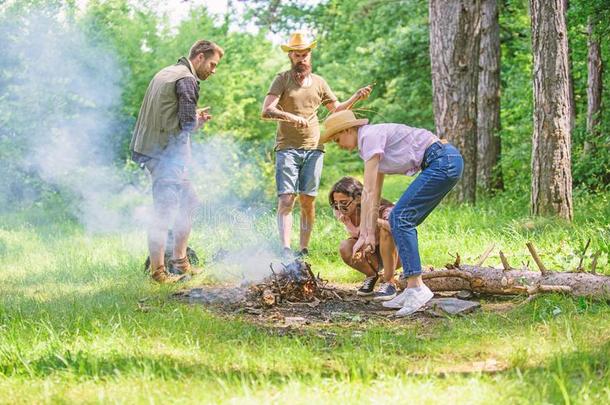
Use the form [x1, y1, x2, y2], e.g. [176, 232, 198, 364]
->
[246, 260, 335, 307]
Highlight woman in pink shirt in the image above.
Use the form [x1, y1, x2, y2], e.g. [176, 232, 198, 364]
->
[321, 110, 463, 316]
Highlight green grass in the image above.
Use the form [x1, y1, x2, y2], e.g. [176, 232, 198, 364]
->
[1, 183, 609, 403]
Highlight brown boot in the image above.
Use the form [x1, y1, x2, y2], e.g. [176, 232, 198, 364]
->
[151, 265, 186, 283]
[170, 256, 203, 276]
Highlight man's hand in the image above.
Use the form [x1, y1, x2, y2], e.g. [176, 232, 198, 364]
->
[262, 94, 309, 128]
[332, 84, 374, 112]
[353, 85, 373, 102]
[291, 114, 310, 128]
[196, 107, 212, 129]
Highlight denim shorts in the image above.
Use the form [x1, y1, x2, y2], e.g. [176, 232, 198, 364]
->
[275, 149, 324, 196]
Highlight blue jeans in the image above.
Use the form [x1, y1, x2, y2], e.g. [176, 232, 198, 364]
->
[389, 142, 464, 278]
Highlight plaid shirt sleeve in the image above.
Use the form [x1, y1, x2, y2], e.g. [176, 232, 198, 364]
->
[175, 76, 200, 132]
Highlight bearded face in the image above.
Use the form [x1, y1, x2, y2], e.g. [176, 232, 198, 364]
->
[193, 52, 221, 81]
[289, 50, 312, 81]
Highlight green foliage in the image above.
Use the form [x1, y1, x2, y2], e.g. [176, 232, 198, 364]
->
[310, 0, 434, 129]
[568, 0, 610, 191]
[1, 3, 610, 400]
[247, 0, 610, 194]
[496, 0, 534, 195]
[80, 0, 287, 149]
[0, 1, 126, 214]
[2, 0, 610, 219]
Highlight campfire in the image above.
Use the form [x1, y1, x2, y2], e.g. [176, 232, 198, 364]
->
[177, 256, 487, 323]
[174, 242, 610, 326]
[246, 259, 336, 306]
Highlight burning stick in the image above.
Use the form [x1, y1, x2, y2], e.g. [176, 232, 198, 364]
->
[261, 108, 318, 124]
[269, 264, 283, 301]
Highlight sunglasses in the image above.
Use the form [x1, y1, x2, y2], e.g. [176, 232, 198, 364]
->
[331, 199, 354, 212]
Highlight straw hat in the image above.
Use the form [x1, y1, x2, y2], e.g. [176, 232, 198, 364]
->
[320, 110, 369, 144]
[281, 32, 317, 52]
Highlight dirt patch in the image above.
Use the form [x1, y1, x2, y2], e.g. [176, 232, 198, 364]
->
[480, 299, 519, 313]
[172, 283, 488, 328]
[419, 358, 509, 376]
[173, 284, 397, 324]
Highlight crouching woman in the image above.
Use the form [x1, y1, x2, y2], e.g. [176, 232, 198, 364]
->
[321, 110, 463, 316]
[329, 176, 401, 301]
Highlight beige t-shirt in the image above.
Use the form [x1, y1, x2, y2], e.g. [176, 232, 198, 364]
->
[267, 71, 337, 150]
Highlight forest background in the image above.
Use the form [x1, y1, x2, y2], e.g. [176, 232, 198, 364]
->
[1, 0, 610, 403]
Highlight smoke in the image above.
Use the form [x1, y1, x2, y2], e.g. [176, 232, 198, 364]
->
[0, 8, 284, 281]
[0, 9, 147, 232]
[188, 138, 282, 282]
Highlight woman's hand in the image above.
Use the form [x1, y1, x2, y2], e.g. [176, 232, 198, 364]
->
[377, 218, 391, 232]
[338, 213, 352, 225]
[352, 232, 376, 259]
[335, 210, 360, 238]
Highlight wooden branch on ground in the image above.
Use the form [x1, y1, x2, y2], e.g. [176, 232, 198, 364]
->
[576, 239, 591, 272]
[591, 251, 601, 274]
[475, 244, 496, 267]
[499, 251, 512, 271]
[424, 269, 473, 282]
[422, 265, 610, 299]
[445, 252, 461, 269]
[526, 242, 549, 275]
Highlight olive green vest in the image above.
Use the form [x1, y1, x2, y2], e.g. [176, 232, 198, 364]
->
[130, 64, 197, 157]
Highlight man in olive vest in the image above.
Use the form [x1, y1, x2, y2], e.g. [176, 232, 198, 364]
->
[131, 40, 224, 283]
[261, 32, 371, 259]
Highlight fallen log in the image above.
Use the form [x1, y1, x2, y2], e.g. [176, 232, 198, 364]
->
[422, 265, 610, 299]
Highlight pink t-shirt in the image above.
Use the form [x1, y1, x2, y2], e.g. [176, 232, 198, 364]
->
[358, 124, 439, 176]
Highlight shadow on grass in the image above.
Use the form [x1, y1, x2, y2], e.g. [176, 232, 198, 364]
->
[1, 333, 608, 404]
[2, 219, 609, 396]
[2, 277, 609, 377]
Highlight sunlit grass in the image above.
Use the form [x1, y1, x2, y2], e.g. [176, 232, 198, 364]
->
[1, 188, 609, 403]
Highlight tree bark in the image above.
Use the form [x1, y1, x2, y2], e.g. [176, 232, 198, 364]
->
[529, 0, 573, 220]
[566, 0, 575, 133]
[477, 0, 503, 192]
[422, 265, 610, 299]
[429, 0, 482, 204]
[584, 17, 603, 155]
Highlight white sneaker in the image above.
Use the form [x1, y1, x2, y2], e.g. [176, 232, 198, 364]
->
[382, 287, 410, 309]
[395, 285, 434, 317]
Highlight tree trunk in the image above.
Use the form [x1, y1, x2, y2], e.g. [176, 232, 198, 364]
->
[422, 265, 610, 299]
[477, 0, 503, 192]
[584, 17, 603, 155]
[566, 0, 575, 133]
[429, 0, 482, 204]
[530, 0, 573, 220]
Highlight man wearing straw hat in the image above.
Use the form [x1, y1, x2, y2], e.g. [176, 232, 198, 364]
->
[262, 31, 372, 259]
